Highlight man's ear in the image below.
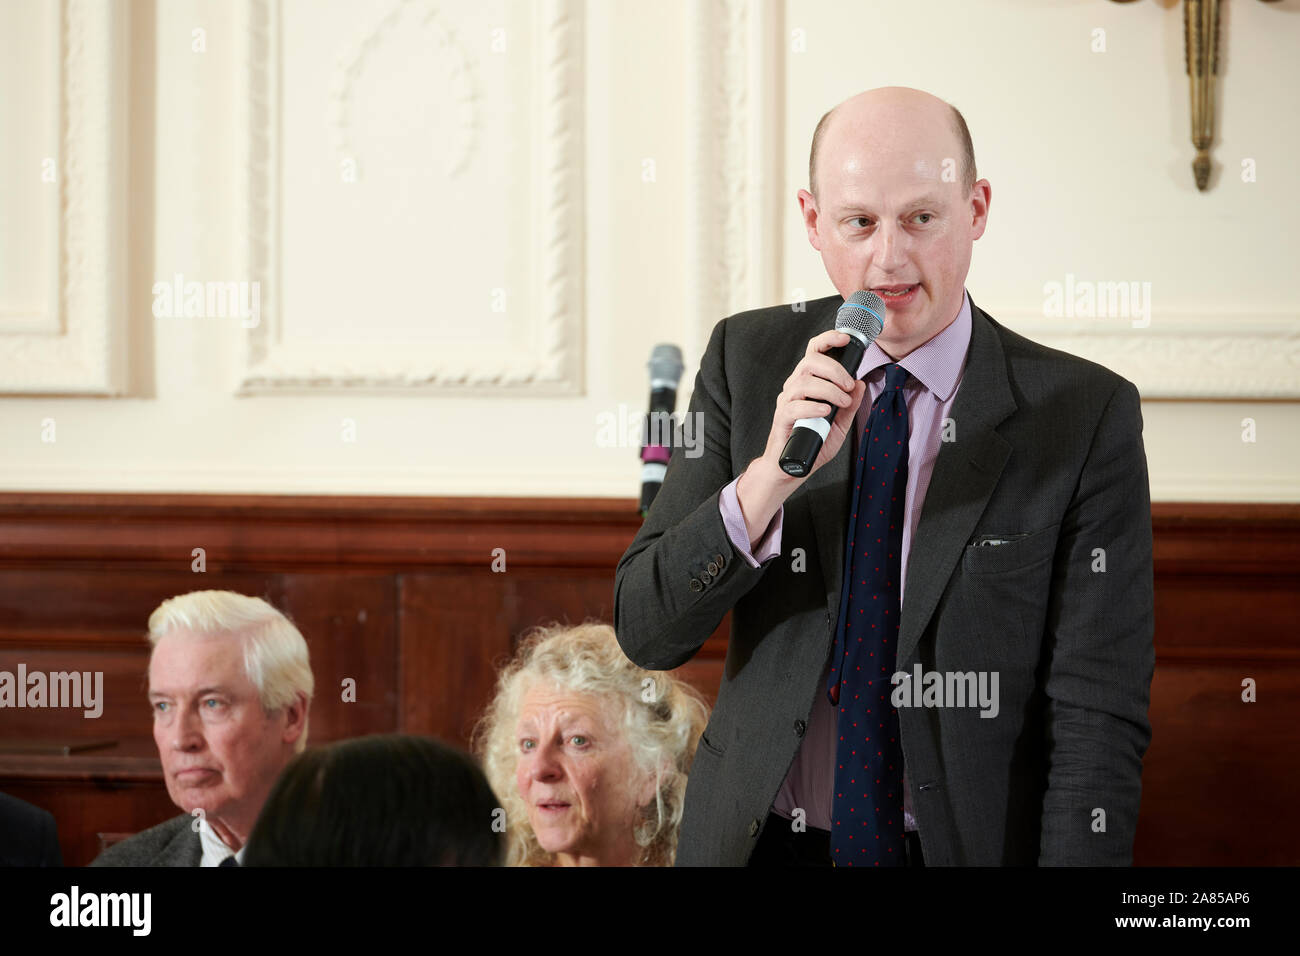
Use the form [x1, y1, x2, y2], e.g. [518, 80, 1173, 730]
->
[968, 179, 991, 241]
[281, 691, 309, 746]
[796, 188, 823, 251]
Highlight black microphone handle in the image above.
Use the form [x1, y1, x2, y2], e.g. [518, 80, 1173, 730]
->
[648, 385, 677, 416]
[777, 335, 869, 477]
[639, 389, 679, 517]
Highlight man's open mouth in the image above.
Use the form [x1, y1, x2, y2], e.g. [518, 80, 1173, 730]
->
[874, 284, 918, 298]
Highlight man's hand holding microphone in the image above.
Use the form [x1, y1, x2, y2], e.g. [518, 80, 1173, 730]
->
[734, 291, 886, 544]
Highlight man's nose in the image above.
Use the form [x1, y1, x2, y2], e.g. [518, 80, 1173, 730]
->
[171, 708, 203, 750]
[873, 219, 909, 273]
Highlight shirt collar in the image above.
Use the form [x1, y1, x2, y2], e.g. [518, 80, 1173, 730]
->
[197, 817, 245, 866]
[853, 289, 972, 401]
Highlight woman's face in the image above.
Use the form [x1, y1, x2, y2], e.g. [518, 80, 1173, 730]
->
[513, 681, 654, 865]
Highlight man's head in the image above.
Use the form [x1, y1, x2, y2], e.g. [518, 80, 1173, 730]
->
[799, 87, 991, 358]
[146, 591, 314, 846]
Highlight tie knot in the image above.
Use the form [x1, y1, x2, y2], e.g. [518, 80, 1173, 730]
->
[884, 363, 909, 391]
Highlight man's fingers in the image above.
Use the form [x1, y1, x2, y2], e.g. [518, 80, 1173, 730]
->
[839, 380, 868, 421]
[805, 330, 850, 357]
[799, 377, 853, 407]
[779, 374, 853, 410]
[781, 399, 837, 423]
[785, 353, 857, 394]
[801, 353, 858, 391]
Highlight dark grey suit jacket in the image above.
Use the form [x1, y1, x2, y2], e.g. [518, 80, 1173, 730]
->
[0, 792, 63, 866]
[89, 813, 202, 867]
[614, 293, 1154, 866]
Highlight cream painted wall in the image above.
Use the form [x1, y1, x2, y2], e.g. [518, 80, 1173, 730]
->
[0, 0, 1296, 501]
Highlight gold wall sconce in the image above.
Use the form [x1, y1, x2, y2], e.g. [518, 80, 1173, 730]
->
[1110, 0, 1283, 191]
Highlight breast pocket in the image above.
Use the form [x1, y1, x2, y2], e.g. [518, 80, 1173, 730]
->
[963, 525, 1058, 574]
[957, 525, 1059, 663]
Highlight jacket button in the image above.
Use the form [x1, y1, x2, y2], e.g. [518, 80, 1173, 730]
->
[707, 561, 719, 576]
[714, 553, 726, 568]
[794, 719, 806, 737]
[699, 569, 712, 582]
[689, 578, 703, 592]
[748, 818, 760, 837]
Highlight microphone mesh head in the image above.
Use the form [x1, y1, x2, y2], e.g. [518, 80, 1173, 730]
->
[648, 344, 684, 384]
[835, 290, 885, 339]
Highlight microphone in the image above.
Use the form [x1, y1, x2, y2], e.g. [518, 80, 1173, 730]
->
[778, 290, 886, 477]
[639, 344, 684, 517]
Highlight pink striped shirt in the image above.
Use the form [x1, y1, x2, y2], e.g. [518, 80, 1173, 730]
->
[718, 289, 973, 832]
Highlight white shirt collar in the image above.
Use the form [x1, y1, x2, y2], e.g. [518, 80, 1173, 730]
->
[197, 817, 246, 867]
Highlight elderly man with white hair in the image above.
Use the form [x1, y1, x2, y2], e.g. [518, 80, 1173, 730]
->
[91, 590, 313, 867]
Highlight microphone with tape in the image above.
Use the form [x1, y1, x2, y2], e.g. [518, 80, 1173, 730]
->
[778, 290, 886, 477]
[639, 344, 684, 517]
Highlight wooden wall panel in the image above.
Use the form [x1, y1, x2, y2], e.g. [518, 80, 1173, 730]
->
[0, 645, 149, 741]
[1136, 662, 1300, 866]
[265, 573, 400, 743]
[0, 494, 1295, 866]
[398, 574, 513, 747]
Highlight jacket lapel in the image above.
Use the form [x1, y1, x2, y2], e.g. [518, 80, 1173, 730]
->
[896, 299, 1017, 667]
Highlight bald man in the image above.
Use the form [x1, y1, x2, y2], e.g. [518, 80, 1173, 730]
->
[615, 88, 1154, 866]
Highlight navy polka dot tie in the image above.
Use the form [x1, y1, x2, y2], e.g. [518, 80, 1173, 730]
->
[826, 362, 909, 866]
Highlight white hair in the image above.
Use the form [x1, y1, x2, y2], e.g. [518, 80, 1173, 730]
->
[473, 622, 710, 866]
[147, 590, 315, 752]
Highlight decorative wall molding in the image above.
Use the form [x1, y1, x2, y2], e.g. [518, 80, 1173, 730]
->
[0, 0, 127, 395]
[993, 311, 1300, 399]
[686, 0, 784, 359]
[328, 0, 480, 181]
[235, 0, 585, 395]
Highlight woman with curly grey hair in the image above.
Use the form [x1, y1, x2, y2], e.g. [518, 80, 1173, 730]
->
[473, 622, 709, 866]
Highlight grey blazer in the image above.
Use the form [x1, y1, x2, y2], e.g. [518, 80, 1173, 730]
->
[89, 813, 202, 867]
[614, 293, 1155, 866]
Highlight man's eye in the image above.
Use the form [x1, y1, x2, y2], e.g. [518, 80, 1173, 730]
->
[850, 217, 871, 228]
[204, 699, 222, 709]
[154, 702, 168, 713]
[570, 735, 588, 746]
[520, 739, 535, 751]
[914, 213, 933, 224]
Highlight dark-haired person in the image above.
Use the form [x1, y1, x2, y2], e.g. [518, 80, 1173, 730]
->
[243, 734, 503, 866]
